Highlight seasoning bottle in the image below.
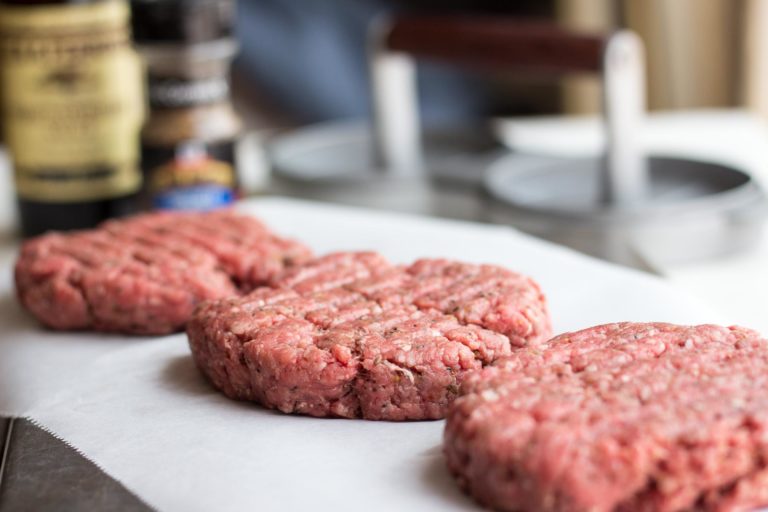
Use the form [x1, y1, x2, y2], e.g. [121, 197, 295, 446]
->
[0, 0, 144, 236]
[131, 0, 242, 211]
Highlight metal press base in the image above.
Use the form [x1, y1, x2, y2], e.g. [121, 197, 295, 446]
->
[484, 155, 768, 266]
[268, 120, 504, 221]
[270, 121, 503, 185]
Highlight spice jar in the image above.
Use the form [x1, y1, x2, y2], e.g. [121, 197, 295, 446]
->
[131, 0, 241, 210]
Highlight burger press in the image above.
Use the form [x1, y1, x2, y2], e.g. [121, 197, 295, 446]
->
[484, 30, 767, 266]
[268, 16, 767, 267]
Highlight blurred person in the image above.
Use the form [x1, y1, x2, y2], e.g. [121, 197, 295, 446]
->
[235, 0, 553, 125]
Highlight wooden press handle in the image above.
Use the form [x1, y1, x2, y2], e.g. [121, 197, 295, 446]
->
[383, 15, 606, 75]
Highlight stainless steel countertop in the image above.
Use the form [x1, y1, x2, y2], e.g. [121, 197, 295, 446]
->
[0, 419, 149, 512]
[0, 417, 9, 483]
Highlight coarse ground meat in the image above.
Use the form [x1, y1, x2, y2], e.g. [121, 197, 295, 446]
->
[187, 252, 550, 420]
[14, 210, 312, 335]
[444, 322, 768, 512]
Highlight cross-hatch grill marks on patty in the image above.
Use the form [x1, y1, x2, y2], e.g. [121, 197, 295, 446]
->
[187, 252, 551, 421]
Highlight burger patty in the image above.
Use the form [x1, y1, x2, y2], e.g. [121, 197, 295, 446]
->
[15, 210, 312, 335]
[444, 322, 768, 512]
[187, 252, 551, 421]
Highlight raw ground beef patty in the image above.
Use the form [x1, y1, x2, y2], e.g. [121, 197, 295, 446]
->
[187, 252, 551, 420]
[445, 322, 768, 512]
[15, 210, 312, 334]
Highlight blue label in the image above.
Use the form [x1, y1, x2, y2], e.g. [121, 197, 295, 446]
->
[154, 184, 235, 211]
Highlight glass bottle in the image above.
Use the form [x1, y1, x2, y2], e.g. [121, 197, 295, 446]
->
[0, 0, 144, 236]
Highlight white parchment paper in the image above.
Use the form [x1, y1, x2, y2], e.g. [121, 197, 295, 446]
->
[0, 257, 170, 417]
[4, 198, 729, 511]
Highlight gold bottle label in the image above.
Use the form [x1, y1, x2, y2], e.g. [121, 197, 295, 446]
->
[0, 1, 143, 202]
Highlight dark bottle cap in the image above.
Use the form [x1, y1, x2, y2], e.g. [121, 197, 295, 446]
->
[131, 0, 235, 45]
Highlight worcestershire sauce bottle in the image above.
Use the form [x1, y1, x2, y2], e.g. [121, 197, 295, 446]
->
[132, 0, 241, 212]
[0, 0, 143, 236]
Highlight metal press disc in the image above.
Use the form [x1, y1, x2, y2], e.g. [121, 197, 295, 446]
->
[269, 120, 503, 185]
[267, 120, 503, 219]
[484, 154, 768, 265]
